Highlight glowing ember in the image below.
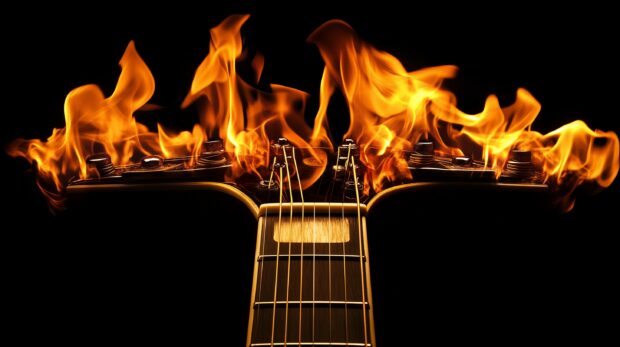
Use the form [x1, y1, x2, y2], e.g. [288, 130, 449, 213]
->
[6, 15, 618, 212]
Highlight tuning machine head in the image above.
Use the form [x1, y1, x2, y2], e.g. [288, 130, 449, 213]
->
[198, 139, 227, 168]
[86, 153, 117, 178]
[408, 141, 435, 167]
[501, 149, 535, 181]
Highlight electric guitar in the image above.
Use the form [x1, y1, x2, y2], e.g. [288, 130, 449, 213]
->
[64, 138, 553, 346]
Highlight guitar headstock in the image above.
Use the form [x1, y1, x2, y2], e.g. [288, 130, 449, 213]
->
[66, 137, 367, 207]
[66, 134, 551, 214]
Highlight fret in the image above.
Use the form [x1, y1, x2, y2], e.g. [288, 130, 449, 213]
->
[250, 306, 370, 343]
[258, 254, 365, 261]
[250, 343, 371, 346]
[255, 257, 365, 302]
[254, 300, 368, 306]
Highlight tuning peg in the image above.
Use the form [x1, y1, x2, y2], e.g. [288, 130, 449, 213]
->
[198, 139, 227, 168]
[86, 153, 116, 177]
[408, 141, 435, 167]
[504, 149, 534, 179]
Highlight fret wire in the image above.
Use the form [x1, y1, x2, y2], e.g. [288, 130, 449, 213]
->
[251, 343, 371, 347]
[258, 254, 364, 261]
[255, 300, 369, 306]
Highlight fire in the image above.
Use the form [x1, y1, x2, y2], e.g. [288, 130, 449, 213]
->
[309, 20, 618, 208]
[182, 14, 331, 186]
[517, 121, 619, 210]
[309, 20, 461, 193]
[7, 41, 162, 209]
[6, 15, 618, 211]
[7, 15, 332, 209]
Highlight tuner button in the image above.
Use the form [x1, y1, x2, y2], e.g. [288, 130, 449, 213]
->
[86, 153, 116, 177]
[203, 139, 224, 154]
[338, 139, 359, 161]
[332, 164, 346, 180]
[86, 153, 111, 166]
[197, 153, 227, 168]
[344, 179, 364, 200]
[453, 156, 472, 166]
[409, 141, 435, 167]
[414, 141, 434, 155]
[510, 149, 532, 163]
[504, 149, 534, 180]
[258, 179, 279, 191]
[141, 155, 164, 169]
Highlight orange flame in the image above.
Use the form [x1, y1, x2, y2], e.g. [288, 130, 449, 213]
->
[7, 41, 162, 208]
[309, 20, 618, 208]
[309, 21, 460, 193]
[517, 121, 619, 210]
[7, 16, 334, 209]
[6, 16, 618, 212]
[182, 15, 331, 187]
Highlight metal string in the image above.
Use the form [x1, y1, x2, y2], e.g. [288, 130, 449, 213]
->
[255, 158, 277, 341]
[341, 145, 352, 344]
[291, 149, 305, 346]
[283, 147, 295, 346]
[351, 157, 368, 346]
[328, 190, 333, 343]
[270, 165, 285, 347]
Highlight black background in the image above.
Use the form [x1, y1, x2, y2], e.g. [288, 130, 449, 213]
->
[2, 1, 618, 345]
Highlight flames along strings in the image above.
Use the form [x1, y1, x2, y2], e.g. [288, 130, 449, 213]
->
[7, 15, 619, 211]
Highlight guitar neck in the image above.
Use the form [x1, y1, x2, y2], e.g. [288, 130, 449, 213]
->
[247, 203, 376, 347]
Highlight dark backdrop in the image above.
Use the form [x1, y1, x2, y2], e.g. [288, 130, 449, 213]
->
[2, 2, 618, 345]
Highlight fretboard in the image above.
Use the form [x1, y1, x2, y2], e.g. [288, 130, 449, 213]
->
[247, 203, 375, 347]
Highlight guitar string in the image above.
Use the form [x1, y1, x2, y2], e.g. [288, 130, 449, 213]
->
[351, 157, 368, 346]
[255, 158, 277, 341]
[328, 147, 341, 344]
[270, 165, 284, 347]
[291, 149, 305, 346]
[282, 146, 295, 346]
[312, 197, 316, 345]
[341, 144, 352, 344]
[309, 151, 328, 345]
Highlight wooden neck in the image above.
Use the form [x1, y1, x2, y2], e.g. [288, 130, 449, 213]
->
[247, 203, 375, 347]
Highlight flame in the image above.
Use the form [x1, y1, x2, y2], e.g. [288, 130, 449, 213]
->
[7, 41, 162, 208]
[182, 15, 331, 187]
[7, 16, 333, 209]
[517, 121, 619, 210]
[309, 20, 618, 208]
[6, 15, 618, 212]
[309, 20, 460, 193]
[157, 124, 205, 163]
